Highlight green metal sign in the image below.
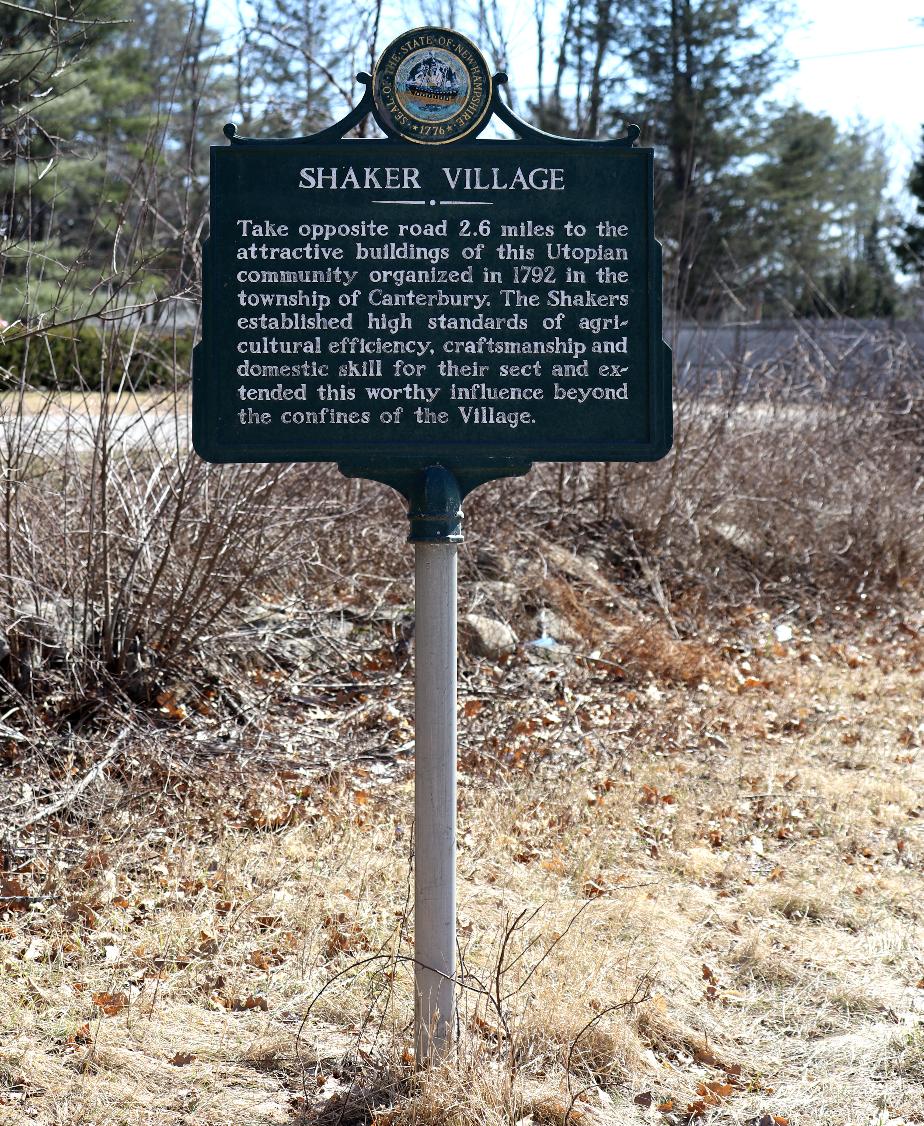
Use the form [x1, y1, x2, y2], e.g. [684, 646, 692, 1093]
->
[193, 44, 672, 524]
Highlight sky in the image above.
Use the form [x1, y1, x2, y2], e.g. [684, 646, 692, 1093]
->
[776, 0, 923, 185]
[217, 0, 924, 194]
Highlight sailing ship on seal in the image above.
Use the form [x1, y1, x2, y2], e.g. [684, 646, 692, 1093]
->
[403, 52, 464, 105]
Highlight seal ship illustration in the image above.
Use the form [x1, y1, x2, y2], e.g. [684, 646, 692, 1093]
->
[401, 52, 465, 108]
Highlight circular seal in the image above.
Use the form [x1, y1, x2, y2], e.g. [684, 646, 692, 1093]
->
[373, 27, 492, 144]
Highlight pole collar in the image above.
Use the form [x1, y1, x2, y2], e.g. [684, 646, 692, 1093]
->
[407, 464, 464, 544]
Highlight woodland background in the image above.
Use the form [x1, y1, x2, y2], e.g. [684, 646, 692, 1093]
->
[1, 0, 924, 329]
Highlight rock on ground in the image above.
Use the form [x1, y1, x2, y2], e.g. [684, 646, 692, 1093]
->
[461, 613, 518, 660]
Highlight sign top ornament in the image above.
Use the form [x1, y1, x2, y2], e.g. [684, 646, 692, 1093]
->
[372, 27, 493, 144]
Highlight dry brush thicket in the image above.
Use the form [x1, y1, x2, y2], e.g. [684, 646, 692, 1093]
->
[0, 329, 922, 1125]
[0, 326, 921, 712]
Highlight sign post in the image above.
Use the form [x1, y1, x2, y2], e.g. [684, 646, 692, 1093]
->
[412, 473, 459, 1055]
[193, 25, 672, 1062]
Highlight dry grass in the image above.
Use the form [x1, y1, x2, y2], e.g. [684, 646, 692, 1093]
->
[2, 611, 922, 1125]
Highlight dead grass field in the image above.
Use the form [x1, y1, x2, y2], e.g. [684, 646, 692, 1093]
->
[1, 579, 921, 1126]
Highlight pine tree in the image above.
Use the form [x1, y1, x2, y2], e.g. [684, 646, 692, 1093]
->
[0, 1, 124, 319]
[623, 0, 789, 314]
[532, 0, 791, 315]
[744, 109, 900, 317]
[895, 125, 924, 281]
[0, 0, 230, 322]
[0, 1, 119, 242]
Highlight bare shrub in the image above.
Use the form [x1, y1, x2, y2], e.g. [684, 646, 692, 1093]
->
[467, 326, 924, 615]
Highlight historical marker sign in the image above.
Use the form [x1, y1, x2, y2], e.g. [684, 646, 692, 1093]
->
[193, 67, 671, 474]
[192, 28, 673, 1062]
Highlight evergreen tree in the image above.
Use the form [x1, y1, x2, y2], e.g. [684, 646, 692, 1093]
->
[0, 1, 119, 242]
[0, 0, 230, 322]
[0, 0, 124, 318]
[819, 222, 898, 319]
[625, 0, 790, 314]
[895, 125, 924, 281]
[533, 0, 791, 314]
[531, 1, 903, 318]
[745, 109, 900, 317]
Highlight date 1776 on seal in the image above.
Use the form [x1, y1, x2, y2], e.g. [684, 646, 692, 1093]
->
[373, 28, 493, 144]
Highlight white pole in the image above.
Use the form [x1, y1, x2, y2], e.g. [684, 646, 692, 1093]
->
[414, 540, 457, 1060]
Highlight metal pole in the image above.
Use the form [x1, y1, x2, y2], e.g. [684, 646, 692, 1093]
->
[413, 539, 457, 1060]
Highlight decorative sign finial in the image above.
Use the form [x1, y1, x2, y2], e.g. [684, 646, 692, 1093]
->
[372, 27, 493, 144]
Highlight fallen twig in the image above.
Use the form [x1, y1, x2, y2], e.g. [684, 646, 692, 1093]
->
[16, 730, 130, 832]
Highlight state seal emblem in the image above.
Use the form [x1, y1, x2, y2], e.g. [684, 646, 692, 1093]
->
[373, 28, 493, 144]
